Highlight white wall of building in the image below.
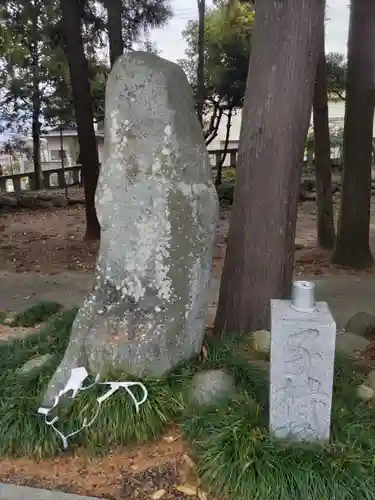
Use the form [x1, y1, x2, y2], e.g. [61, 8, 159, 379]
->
[42, 134, 105, 166]
[209, 101, 375, 152]
[21, 133, 105, 173]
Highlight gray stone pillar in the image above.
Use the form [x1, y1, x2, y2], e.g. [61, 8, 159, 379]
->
[270, 281, 336, 442]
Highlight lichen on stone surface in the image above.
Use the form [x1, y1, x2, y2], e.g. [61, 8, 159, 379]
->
[43, 51, 219, 406]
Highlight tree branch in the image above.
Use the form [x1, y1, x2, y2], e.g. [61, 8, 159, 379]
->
[331, 89, 346, 101]
[205, 106, 224, 146]
[204, 102, 218, 139]
[215, 106, 233, 187]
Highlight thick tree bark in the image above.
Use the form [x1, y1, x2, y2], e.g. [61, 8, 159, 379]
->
[313, 19, 335, 250]
[214, 0, 323, 335]
[60, 0, 101, 240]
[331, 0, 375, 268]
[106, 0, 124, 67]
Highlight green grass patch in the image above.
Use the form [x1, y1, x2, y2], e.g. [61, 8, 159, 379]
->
[11, 300, 63, 327]
[0, 310, 267, 459]
[0, 308, 77, 457]
[181, 355, 375, 500]
[222, 168, 236, 183]
[0, 305, 192, 458]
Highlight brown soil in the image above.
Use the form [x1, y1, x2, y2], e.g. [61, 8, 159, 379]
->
[0, 433, 209, 499]
[0, 205, 98, 273]
[2, 199, 375, 277]
[0, 323, 40, 341]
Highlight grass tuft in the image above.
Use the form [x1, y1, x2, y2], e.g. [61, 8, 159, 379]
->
[181, 355, 375, 500]
[0, 304, 194, 458]
[12, 301, 63, 327]
[0, 308, 77, 457]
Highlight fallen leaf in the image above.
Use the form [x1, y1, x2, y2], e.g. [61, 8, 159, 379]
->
[176, 484, 198, 496]
[151, 489, 166, 499]
[198, 490, 208, 500]
[162, 436, 176, 443]
[178, 454, 200, 489]
[182, 454, 196, 469]
[201, 344, 208, 361]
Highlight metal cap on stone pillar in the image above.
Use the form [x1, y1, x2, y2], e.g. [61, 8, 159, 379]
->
[290, 280, 316, 312]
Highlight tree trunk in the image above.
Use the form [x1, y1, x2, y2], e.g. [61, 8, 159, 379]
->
[214, 0, 323, 335]
[313, 18, 335, 250]
[30, 2, 42, 190]
[331, 0, 375, 268]
[196, 0, 205, 125]
[60, 0, 101, 240]
[106, 0, 124, 67]
[205, 104, 223, 146]
[31, 91, 42, 190]
[215, 107, 233, 188]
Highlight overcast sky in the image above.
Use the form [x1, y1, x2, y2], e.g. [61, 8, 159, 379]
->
[151, 0, 350, 63]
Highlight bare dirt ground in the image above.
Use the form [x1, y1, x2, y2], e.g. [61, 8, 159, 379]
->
[2, 197, 375, 277]
[0, 430, 212, 499]
[0, 204, 98, 274]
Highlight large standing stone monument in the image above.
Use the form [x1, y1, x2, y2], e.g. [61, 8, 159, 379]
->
[270, 281, 336, 442]
[43, 52, 219, 406]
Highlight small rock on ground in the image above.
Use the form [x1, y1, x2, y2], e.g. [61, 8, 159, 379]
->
[36, 199, 53, 209]
[335, 332, 371, 357]
[18, 197, 37, 209]
[19, 354, 52, 374]
[52, 195, 68, 207]
[189, 369, 235, 406]
[0, 195, 17, 206]
[37, 193, 53, 201]
[250, 330, 270, 354]
[357, 384, 375, 400]
[365, 370, 375, 390]
[345, 312, 375, 337]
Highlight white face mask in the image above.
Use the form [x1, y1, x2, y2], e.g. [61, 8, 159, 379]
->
[38, 367, 148, 449]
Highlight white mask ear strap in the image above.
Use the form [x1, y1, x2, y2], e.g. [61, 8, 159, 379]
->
[38, 370, 148, 449]
[124, 382, 148, 412]
[97, 381, 148, 412]
[80, 373, 101, 392]
[38, 367, 90, 415]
